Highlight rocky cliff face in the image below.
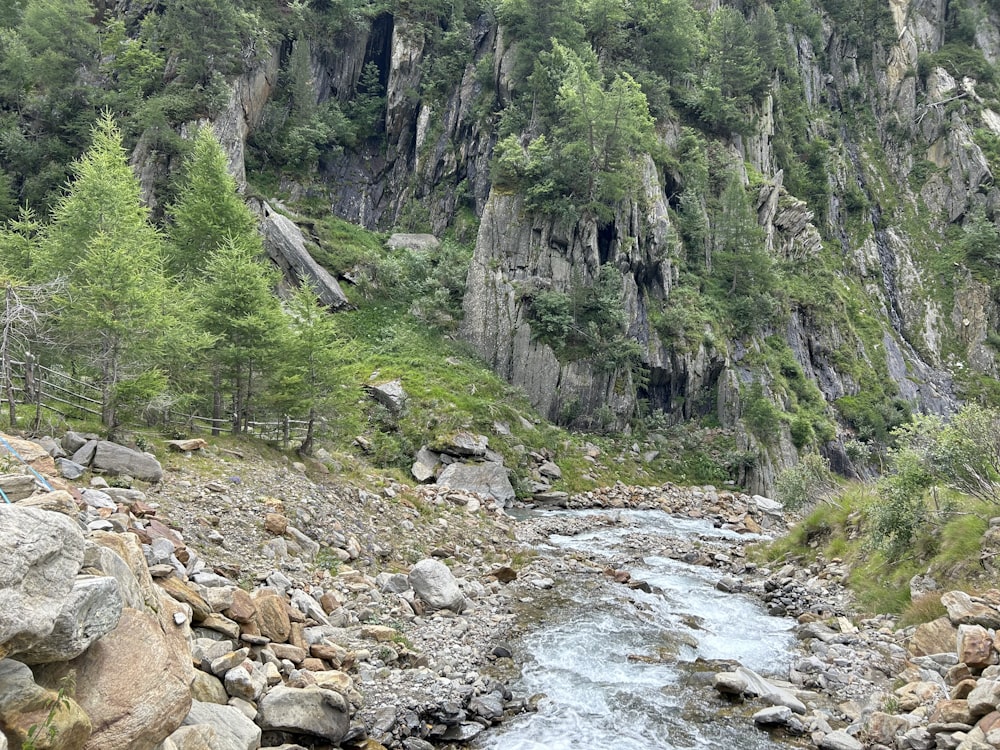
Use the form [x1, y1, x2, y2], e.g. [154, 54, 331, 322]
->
[180, 0, 999, 493]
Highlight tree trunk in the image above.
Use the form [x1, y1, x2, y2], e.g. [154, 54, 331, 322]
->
[211, 368, 222, 436]
[299, 407, 315, 457]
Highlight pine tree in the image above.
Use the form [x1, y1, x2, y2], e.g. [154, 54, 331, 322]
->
[166, 126, 257, 277]
[40, 112, 171, 432]
[272, 283, 345, 455]
[199, 233, 285, 434]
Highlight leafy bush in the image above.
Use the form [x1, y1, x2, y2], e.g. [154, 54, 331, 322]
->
[775, 452, 835, 509]
[743, 382, 782, 441]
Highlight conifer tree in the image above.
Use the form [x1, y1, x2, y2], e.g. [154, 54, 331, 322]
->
[199, 233, 285, 434]
[166, 126, 257, 277]
[272, 283, 346, 455]
[41, 112, 171, 432]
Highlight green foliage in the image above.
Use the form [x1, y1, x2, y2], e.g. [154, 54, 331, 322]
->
[774, 452, 836, 510]
[166, 127, 259, 277]
[496, 42, 656, 221]
[40, 113, 173, 430]
[271, 283, 346, 454]
[836, 392, 911, 444]
[820, 0, 895, 58]
[959, 209, 1000, 285]
[709, 173, 782, 335]
[933, 405, 1000, 504]
[681, 6, 774, 135]
[651, 285, 716, 352]
[924, 42, 996, 84]
[23, 673, 75, 750]
[199, 233, 286, 432]
[523, 265, 633, 363]
[742, 382, 781, 441]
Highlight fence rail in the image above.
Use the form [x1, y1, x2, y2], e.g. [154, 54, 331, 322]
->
[0, 358, 311, 448]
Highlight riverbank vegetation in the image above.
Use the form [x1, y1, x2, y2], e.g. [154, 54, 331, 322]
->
[758, 404, 1000, 619]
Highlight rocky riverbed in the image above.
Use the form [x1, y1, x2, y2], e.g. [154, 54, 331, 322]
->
[4, 431, 1000, 750]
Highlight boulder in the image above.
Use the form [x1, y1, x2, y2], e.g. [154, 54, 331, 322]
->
[943, 591, 1000, 629]
[865, 711, 910, 746]
[87, 531, 161, 615]
[15, 489, 77, 515]
[0, 658, 92, 750]
[364, 380, 407, 416]
[56, 458, 86, 480]
[969, 680, 1000, 717]
[436, 462, 515, 506]
[0, 505, 85, 654]
[224, 664, 266, 702]
[11, 575, 123, 664]
[818, 730, 863, 750]
[387, 233, 440, 252]
[910, 616, 959, 656]
[537, 460, 562, 479]
[0, 474, 40, 502]
[261, 207, 348, 310]
[753, 705, 794, 726]
[735, 667, 806, 714]
[958, 624, 998, 671]
[178, 701, 261, 750]
[166, 439, 208, 452]
[254, 590, 291, 642]
[92, 441, 163, 483]
[408, 559, 466, 613]
[191, 671, 229, 705]
[34, 607, 192, 750]
[71, 439, 99, 467]
[61, 431, 91, 453]
[0, 432, 57, 475]
[257, 685, 350, 743]
[411, 447, 441, 483]
[157, 576, 211, 623]
[433, 431, 489, 457]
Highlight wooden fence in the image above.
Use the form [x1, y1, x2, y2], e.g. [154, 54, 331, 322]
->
[0, 358, 311, 448]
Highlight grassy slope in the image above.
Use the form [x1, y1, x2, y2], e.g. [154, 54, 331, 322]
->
[751, 483, 996, 622]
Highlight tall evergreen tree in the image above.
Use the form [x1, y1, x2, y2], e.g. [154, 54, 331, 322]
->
[199, 233, 285, 434]
[40, 112, 170, 431]
[166, 126, 257, 276]
[271, 283, 345, 455]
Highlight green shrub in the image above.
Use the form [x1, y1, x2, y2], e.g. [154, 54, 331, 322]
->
[775, 452, 835, 509]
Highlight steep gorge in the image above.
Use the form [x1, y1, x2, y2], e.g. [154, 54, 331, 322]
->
[9, 0, 999, 494]
[250, 0, 999, 492]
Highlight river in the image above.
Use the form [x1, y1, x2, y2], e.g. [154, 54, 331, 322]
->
[476, 509, 800, 750]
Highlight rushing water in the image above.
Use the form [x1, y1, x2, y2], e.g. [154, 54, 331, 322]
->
[476, 510, 799, 750]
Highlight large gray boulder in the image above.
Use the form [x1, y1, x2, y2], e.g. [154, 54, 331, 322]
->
[387, 233, 440, 252]
[437, 462, 515, 506]
[257, 685, 349, 743]
[176, 700, 261, 750]
[364, 379, 408, 416]
[11, 575, 123, 664]
[411, 446, 441, 483]
[0, 505, 85, 654]
[408, 558, 466, 613]
[92, 441, 163, 483]
[261, 206, 349, 309]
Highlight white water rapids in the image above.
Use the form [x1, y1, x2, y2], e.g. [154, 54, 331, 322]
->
[476, 510, 799, 750]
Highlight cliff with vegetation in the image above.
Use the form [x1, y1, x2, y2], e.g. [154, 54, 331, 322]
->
[1, 0, 999, 493]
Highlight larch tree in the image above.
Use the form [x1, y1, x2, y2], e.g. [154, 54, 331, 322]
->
[166, 126, 257, 277]
[271, 283, 346, 455]
[40, 112, 171, 433]
[199, 233, 285, 435]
